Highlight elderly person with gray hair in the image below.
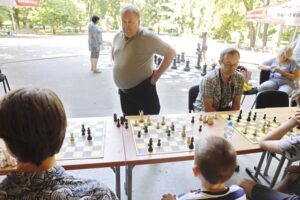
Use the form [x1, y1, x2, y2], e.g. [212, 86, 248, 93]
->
[193, 48, 244, 112]
[112, 5, 176, 116]
[258, 46, 299, 95]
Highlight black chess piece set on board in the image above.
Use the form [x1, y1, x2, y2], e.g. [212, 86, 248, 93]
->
[114, 113, 129, 129]
[78, 124, 93, 141]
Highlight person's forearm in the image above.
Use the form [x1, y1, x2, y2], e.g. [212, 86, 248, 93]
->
[263, 118, 298, 141]
[157, 47, 176, 76]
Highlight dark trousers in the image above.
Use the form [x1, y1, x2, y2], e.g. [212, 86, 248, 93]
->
[119, 77, 160, 116]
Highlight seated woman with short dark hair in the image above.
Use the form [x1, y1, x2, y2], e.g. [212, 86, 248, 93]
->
[0, 87, 118, 199]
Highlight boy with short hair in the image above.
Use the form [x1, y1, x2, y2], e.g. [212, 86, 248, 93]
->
[0, 87, 118, 199]
[161, 136, 246, 200]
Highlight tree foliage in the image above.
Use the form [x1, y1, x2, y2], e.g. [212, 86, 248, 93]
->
[0, 0, 295, 47]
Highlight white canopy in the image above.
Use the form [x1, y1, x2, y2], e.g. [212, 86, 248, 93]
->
[246, 0, 300, 26]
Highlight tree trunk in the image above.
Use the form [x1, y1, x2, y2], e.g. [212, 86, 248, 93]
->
[276, 25, 284, 48]
[248, 22, 256, 48]
[262, 0, 270, 48]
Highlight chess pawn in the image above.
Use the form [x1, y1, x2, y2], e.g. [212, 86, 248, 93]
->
[203, 116, 208, 123]
[157, 139, 161, 147]
[70, 133, 75, 142]
[199, 115, 203, 121]
[243, 127, 247, 135]
[191, 116, 195, 124]
[139, 110, 144, 123]
[147, 116, 152, 126]
[161, 116, 166, 126]
[181, 125, 186, 137]
[156, 121, 160, 129]
[134, 120, 138, 127]
[267, 121, 271, 127]
[137, 131, 141, 138]
[261, 124, 266, 133]
[207, 116, 214, 125]
[171, 122, 175, 131]
[186, 137, 191, 144]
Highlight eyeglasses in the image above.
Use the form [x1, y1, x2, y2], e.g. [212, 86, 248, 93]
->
[222, 62, 239, 68]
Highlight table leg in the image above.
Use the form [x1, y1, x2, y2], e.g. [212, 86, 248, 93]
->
[125, 165, 134, 200]
[111, 166, 121, 200]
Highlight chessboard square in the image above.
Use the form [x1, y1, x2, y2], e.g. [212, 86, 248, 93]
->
[149, 134, 159, 139]
[74, 152, 83, 158]
[62, 152, 74, 158]
[163, 146, 172, 152]
[171, 146, 180, 151]
[65, 147, 76, 152]
[169, 141, 178, 146]
[83, 146, 93, 151]
[155, 147, 164, 153]
[76, 142, 85, 147]
[91, 151, 102, 157]
[137, 143, 146, 149]
[179, 145, 187, 151]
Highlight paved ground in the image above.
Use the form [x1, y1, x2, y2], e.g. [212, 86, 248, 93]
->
[0, 33, 281, 199]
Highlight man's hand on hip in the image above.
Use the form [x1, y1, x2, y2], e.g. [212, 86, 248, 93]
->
[151, 70, 161, 85]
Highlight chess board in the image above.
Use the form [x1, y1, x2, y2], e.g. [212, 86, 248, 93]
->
[161, 67, 202, 79]
[129, 116, 197, 156]
[221, 111, 281, 144]
[56, 118, 106, 160]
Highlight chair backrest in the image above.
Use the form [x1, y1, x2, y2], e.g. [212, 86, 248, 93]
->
[259, 70, 270, 85]
[188, 85, 199, 113]
[255, 90, 289, 109]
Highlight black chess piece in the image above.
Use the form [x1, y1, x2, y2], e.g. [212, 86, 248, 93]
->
[113, 113, 117, 122]
[201, 64, 207, 76]
[171, 123, 175, 131]
[157, 139, 161, 147]
[144, 125, 148, 133]
[236, 118, 240, 123]
[137, 131, 141, 138]
[247, 115, 251, 122]
[211, 63, 217, 70]
[157, 57, 162, 66]
[238, 110, 242, 119]
[176, 54, 181, 63]
[253, 112, 257, 121]
[171, 58, 177, 69]
[120, 116, 124, 125]
[154, 54, 158, 65]
[117, 119, 120, 128]
[273, 117, 276, 123]
[228, 114, 231, 120]
[149, 138, 153, 146]
[263, 114, 266, 120]
[125, 122, 128, 129]
[198, 125, 202, 132]
[81, 124, 86, 136]
[189, 137, 194, 150]
[148, 144, 153, 153]
[191, 116, 195, 123]
[87, 128, 92, 141]
[195, 43, 201, 70]
[181, 52, 185, 62]
[183, 60, 190, 72]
